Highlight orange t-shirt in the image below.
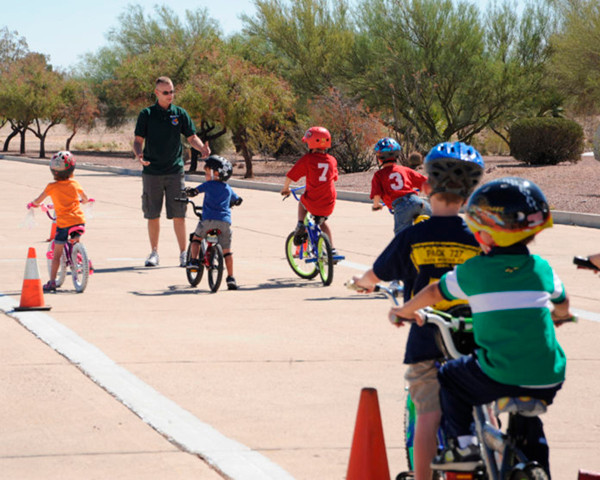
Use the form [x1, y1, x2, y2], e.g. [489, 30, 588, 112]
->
[42, 179, 85, 228]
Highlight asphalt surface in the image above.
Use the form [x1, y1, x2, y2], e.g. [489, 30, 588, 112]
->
[1, 159, 600, 479]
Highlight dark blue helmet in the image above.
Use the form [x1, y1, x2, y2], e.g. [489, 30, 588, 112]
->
[374, 137, 401, 160]
[424, 142, 484, 198]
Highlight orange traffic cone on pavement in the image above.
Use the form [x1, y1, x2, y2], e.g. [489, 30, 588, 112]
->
[346, 387, 390, 480]
[14, 247, 51, 311]
[579, 470, 600, 480]
[46, 220, 57, 242]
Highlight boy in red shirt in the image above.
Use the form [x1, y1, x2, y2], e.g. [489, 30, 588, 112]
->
[371, 137, 431, 235]
[280, 126, 339, 250]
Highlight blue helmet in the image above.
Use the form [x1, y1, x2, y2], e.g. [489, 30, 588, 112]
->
[374, 137, 401, 160]
[424, 142, 484, 198]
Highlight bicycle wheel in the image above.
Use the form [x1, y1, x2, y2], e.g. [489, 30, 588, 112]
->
[316, 233, 334, 286]
[207, 244, 224, 293]
[47, 241, 67, 287]
[285, 232, 318, 279]
[185, 242, 204, 287]
[404, 390, 416, 471]
[70, 242, 89, 293]
[509, 466, 548, 480]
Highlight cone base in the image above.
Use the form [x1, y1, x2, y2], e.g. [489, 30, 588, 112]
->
[14, 305, 52, 311]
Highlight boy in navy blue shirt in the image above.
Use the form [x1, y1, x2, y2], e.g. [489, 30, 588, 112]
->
[352, 142, 484, 480]
[185, 155, 242, 290]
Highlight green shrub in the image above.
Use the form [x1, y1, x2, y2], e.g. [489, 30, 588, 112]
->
[509, 118, 584, 165]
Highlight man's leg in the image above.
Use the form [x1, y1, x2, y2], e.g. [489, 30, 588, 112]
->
[148, 218, 160, 252]
[173, 217, 187, 253]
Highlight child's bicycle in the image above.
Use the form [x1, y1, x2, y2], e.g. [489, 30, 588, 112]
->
[347, 280, 576, 480]
[283, 186, 345, 286]
[175, 196, 225, 293]
[27, 202, 93, 293]
[573, 256, 599, 272]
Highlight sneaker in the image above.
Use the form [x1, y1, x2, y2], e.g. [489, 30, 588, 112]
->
[293, 224, 307, 246]
[179, 251, 187, 268]
[226, 276, 238, 290]
[186, 259, 200, 270]
[431, 442, 483, 471]
[43, 280, 57, 292]
[145, 251, 159, 267]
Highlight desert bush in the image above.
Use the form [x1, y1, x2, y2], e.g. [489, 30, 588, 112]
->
[594, 124, 600, 162]
[509, 118, 584, 165]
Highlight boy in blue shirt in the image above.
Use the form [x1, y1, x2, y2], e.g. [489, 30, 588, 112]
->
[392, 177, 571, 476]
[185, 155, 242, 290]
[352, 142, 485, 480]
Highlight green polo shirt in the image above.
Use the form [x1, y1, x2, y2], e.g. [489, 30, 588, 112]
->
[134, 102, 196, 175]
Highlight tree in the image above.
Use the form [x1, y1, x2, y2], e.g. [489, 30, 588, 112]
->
[548, 0, 600, 113]
[350, 0, 554, 149]
[241, 0, 355, 103]
[61, 79, 100, 150]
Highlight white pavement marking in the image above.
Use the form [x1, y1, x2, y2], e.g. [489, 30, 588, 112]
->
[0, 294, 295, 480]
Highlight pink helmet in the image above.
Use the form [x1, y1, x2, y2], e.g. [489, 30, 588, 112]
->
[50, 151, 76, 173]
[302, 126, 331, 150]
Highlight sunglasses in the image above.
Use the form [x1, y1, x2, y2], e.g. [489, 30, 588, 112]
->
[159, 90, 174, 95]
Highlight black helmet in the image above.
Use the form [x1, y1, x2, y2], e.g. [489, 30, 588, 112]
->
[205, 155, 233, 182]
[465, 177, 553, 247]
[424, 142, 484, 198]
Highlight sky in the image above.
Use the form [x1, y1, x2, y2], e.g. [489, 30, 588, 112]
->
[4, 0, 490, 71]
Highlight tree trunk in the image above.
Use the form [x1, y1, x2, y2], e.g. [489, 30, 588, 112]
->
[19, 130, 26, 154]
[243, 148, 253, 178]
[231, 126, 254, 178]
[2, 127, 19, 152]
[39, 133, 46, 158]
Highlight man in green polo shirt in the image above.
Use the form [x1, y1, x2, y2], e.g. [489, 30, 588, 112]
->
[133, 76, 210, 267]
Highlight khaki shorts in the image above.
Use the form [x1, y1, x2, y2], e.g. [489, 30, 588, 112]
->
[405, 360, 440, 414]
[142, 173, 186, 219]
[193, 220, 232, 250]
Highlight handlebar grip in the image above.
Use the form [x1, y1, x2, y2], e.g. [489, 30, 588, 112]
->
[174, 197, 188, 202]
[573, 256, 599, 271]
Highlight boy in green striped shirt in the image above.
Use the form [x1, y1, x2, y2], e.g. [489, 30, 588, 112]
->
[392, 177, 572, 476]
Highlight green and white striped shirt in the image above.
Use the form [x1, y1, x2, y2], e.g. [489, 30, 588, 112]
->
[439, 251, 566, 387]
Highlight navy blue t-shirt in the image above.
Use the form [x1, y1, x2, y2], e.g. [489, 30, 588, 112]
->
[373, 216, 480, 363]
[194, 181, 240, 224]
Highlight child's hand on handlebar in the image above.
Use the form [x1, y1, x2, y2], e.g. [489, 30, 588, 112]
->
[184, 187, 199, 197]
[346, 276, 376, 293]
[280, 187, 291, 198]
[27, 202, 38, 209]
[389, 306, 424, 327]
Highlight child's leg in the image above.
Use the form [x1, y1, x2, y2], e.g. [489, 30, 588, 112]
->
[414, 410, 442, 480]
[297, 201, 307, 223]
[50, 243, 65, 281]
[320, 221, 334, 247]
[190, 235, 202, 259]
[223, 249, 233, 277]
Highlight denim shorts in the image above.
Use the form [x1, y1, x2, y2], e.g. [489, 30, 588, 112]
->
[54, 224, 85, 245]
[142, 173, 186, 219]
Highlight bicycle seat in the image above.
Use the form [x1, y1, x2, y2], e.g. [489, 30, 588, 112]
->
[68, 225, 86, 238]
[494, 396, 547, 417]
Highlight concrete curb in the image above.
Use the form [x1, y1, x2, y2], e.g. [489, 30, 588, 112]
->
[4, 153, 600, 229]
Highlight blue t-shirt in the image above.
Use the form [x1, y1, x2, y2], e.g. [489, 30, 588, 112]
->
[373, 216, 481, 363]
[194, 181, 240, 224]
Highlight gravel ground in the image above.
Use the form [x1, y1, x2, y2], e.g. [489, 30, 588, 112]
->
[5, 150, 600, 214]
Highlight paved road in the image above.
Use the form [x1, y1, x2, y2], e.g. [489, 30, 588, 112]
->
[1, 159, 599, 479]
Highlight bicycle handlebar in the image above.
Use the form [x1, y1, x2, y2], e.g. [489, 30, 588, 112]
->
[282, 185, 305, 202]
[573, 256, 599, 272]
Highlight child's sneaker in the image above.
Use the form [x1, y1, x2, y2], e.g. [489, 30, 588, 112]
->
[226, 276, 238, 290]
[293, 224, 307, 245]
[431, 441, 482, 471]
[186, 259, 200, 270]
[43, 280, 57, 292]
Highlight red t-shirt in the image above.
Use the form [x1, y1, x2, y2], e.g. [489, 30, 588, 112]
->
[286, 152, 339, 216]
[370, 163, 427, 207]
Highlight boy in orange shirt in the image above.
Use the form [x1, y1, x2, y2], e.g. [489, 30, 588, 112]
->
[280, 126, 339, 251]
[29, 151, 91, 292]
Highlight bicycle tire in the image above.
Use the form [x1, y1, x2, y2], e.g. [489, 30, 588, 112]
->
[509, 465, 549, 480]
[47, 241, 67, 287]
[316, 233, 334, 286]
[207, 244, 224, 293]
[185, 242, 204, 287]
[285, 232, 318, 279]
[71, 242, 89, 293]
[404, 390, 416, 471]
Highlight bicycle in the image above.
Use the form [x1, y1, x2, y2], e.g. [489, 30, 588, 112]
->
[283, 186, 345, 286]
[176, 196, 225, 293]
[346, 280, 476, 480]
[27, 202, 93, 293]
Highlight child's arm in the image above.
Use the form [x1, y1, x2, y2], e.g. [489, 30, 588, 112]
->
[372, 195, 383, 211]
[351, 268, 381, 293]
[550, 295, 574, 326]
[30, 191, 48, 207]
[390, 282, 444, 326]
[80, 191, 90, 204]
[280, 176, 292, 197]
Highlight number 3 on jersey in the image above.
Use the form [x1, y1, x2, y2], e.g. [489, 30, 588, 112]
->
[389, 172, 404, 190]
[318, 162, 330, 182]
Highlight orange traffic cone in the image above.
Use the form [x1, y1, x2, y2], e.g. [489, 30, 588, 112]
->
[46, 220, 57, 242]
[14, 247, 51, 311]
[579, 471, 600, 480]
[346, 387, 390, 480]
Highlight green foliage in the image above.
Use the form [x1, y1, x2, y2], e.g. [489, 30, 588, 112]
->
[0, 27, 29, 74]
[549, 0, 600, 113]
[308, 88, 384, 173]
[593, 124, 600, 162]
[509, 117, 584, 165]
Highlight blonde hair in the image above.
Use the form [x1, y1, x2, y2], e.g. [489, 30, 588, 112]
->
[155, 76, 173, 87]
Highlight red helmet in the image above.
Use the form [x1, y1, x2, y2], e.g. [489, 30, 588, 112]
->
[302, 126, 331, 150]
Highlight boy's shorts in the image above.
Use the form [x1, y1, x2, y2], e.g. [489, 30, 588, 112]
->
[405, 359, 440, 414]
[54, 224, 85, 245]
[193, 220, 232, 250]
[142, 173, 186, 219]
